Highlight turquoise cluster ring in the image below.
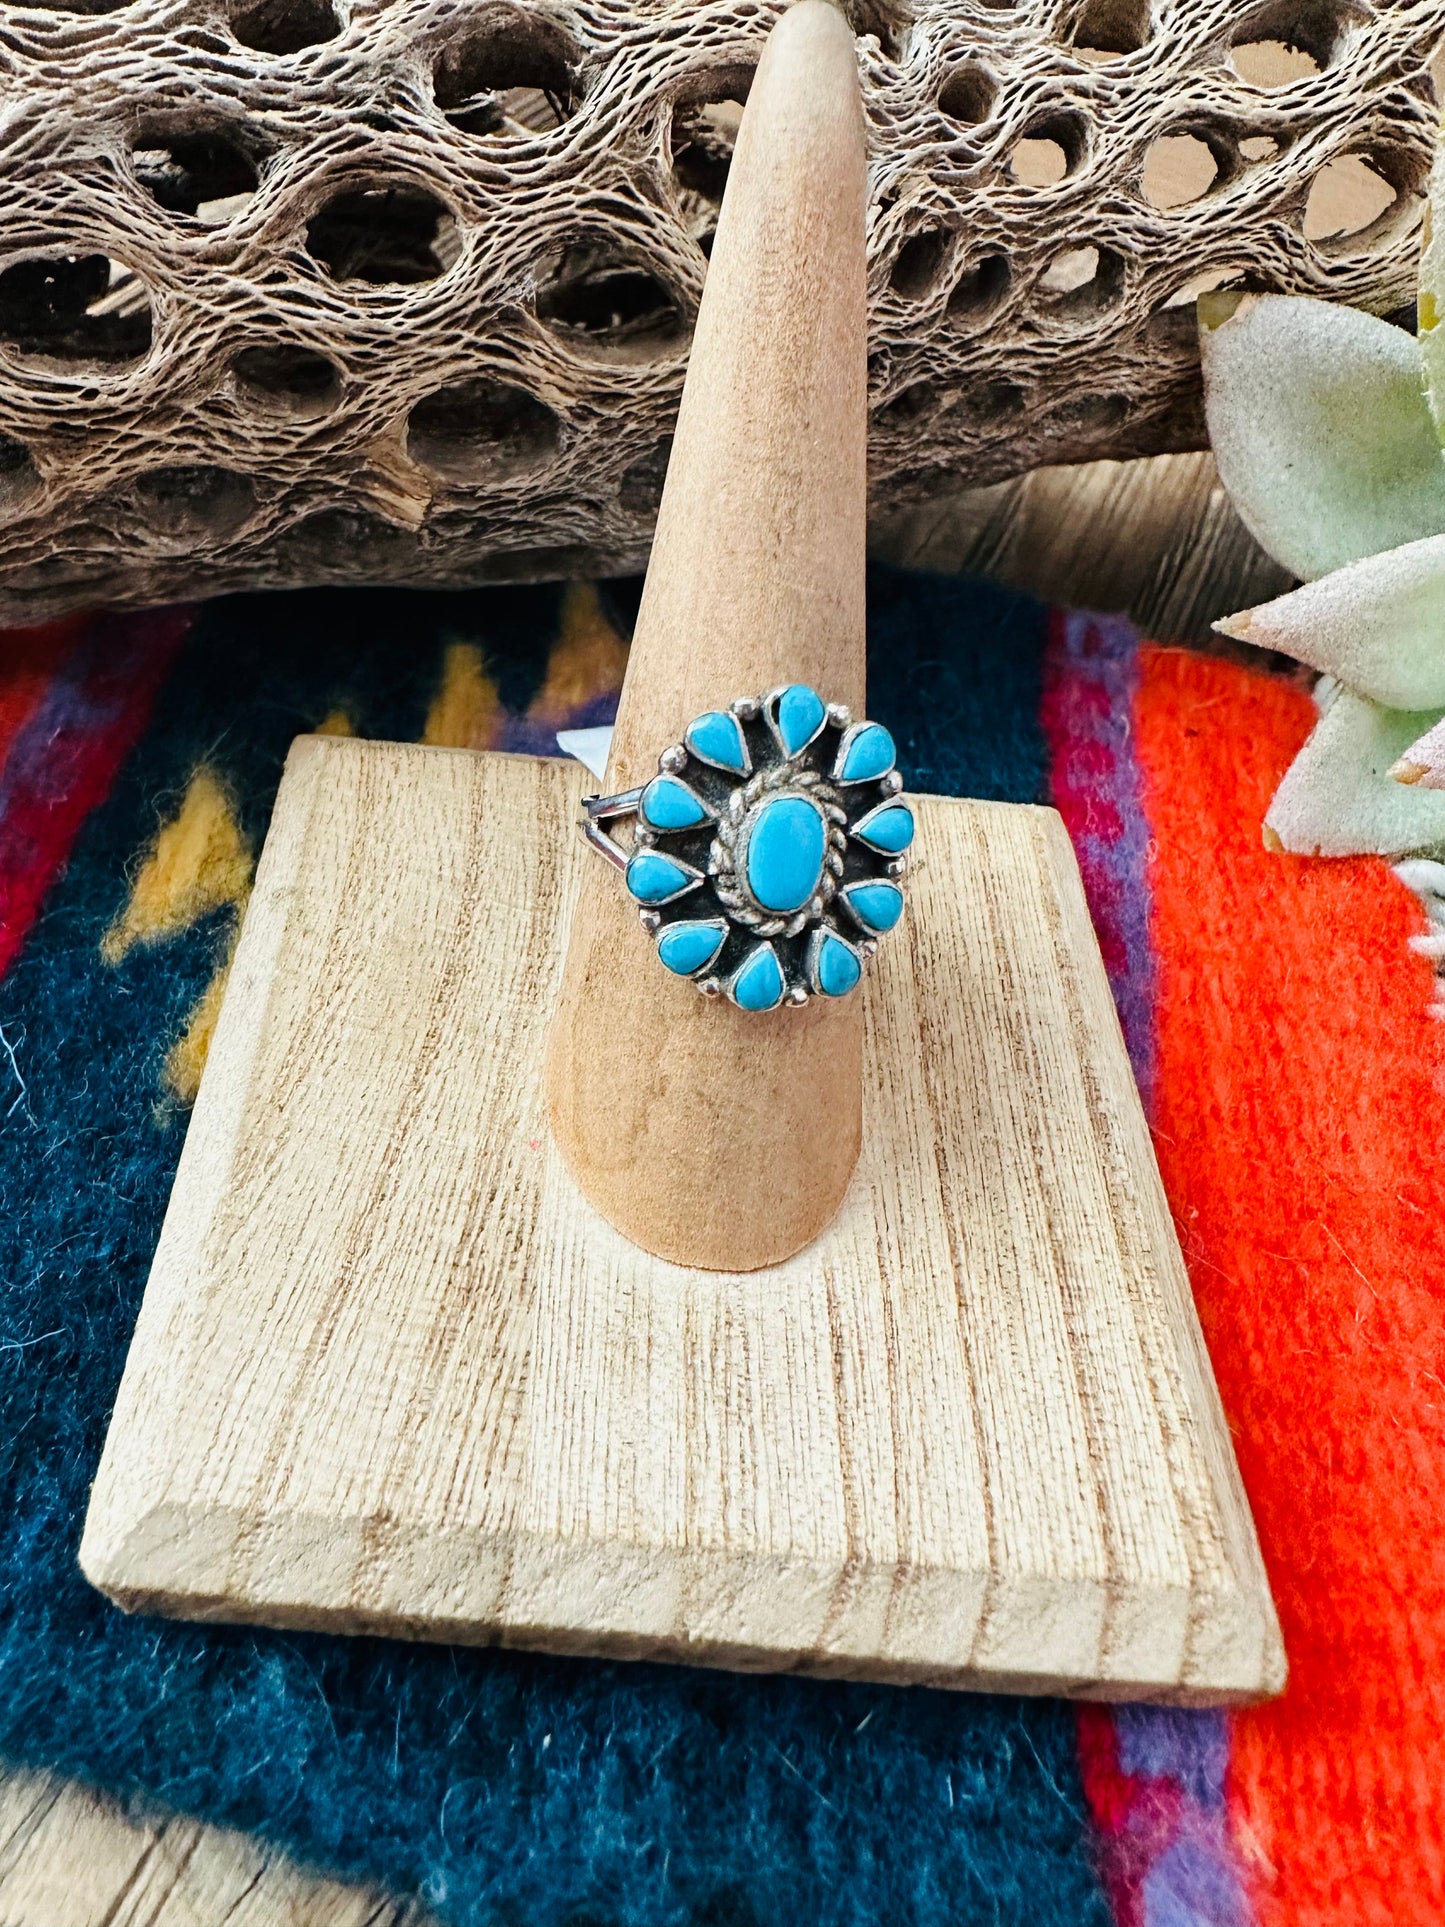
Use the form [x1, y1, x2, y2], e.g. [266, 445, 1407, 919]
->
[581, 685, 913, 1011]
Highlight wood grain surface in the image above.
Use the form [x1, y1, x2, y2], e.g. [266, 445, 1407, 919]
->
[545, 0, 870, 1271]
[0, 1765, 427, 1926]
[871, 448, 1295, 645]
[82, 737, 1281, 1703]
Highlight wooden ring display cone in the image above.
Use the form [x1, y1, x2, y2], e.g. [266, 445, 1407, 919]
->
[81, 2, 1284, 1704]
[545, 0, 868, 1271]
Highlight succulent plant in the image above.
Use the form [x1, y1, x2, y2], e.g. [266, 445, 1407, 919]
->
[1201, 136, 1445, 871]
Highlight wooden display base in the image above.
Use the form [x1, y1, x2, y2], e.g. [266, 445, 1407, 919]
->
[81, 737, 1284, 1703]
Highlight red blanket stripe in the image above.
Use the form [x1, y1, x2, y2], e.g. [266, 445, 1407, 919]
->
[1137, 644, 1445, 1927]
[0, 610, 189, 983]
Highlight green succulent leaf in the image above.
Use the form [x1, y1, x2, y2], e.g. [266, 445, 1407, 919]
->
[1199, 293, 1445, 581]
[1266, 684, 1445, 859]
[1215, 532, 1445, 712]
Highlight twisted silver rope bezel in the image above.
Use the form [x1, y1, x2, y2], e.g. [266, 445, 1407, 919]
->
[708, 762, 848, 939]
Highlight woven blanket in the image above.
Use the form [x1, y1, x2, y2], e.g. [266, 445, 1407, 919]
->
[0, 567, 1439, 1927]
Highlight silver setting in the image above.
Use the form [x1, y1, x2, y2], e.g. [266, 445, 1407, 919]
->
[763, 683, 830, 758]
[805, 925, 864, 999]
[684, 710, 753, 776]
[624, 857, 706, 906]
[837, 878, 905, 936]
[726, 939, 786, 1012]
[849, 794, 917, 855]
[711, 767, 846, 938]
[582, 787, 642, 872]
[581, 686, 911, 1008]
[638, 773, 715, 831]
[653, 916, 727, 978]
[831, 719, 899, 787]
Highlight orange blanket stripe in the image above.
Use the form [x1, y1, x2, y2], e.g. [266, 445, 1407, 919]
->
[1136, 644, 1445, 1927]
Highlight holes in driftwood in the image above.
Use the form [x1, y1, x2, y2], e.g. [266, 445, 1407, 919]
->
[938, 63, 996, 124]
[1008, 115, 1087, 185]
[1230, 38, 1320, 85]
[1038, 245, 1098, 295]
[1141, 132, 1221, 208]
[232, 343, 341, 417]
[229, 0, 338, 54]
[618, 436, 672, 514]
[0, 255, 151, 365]
[0, 436, 39, 516]
[306, 186, 454, 284]
[875, 379, 937, 426]
[672, 97, 745, 199]
[133, 125, 260, 223]
[536, 244, 685, 361]
[1045, 390, 1130, 435]
[133, 464, 255, 539]
[281, 509, 418, 572]
[946, 252, 1010, 326]
[1148, 266, 1259, 345]
[951, 377, 1026, 424]
[1228, 0, 1344, 79]
[1066, 0, 1150, 61]
[1240, 134, 1280, 162]
[890, 227, 951, 299]
[1160, 264, 1243, 309]
[670, 71, 753, 253]
[407, 377, 559, 483]
[432, 10, 582, 136]
[1037, 243, 1124, 319]
[1303, 152, 1401, 247]
[838, 0, 908, 57]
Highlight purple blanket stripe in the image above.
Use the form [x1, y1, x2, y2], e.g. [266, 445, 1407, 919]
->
[1045, 611, 1253, 1927]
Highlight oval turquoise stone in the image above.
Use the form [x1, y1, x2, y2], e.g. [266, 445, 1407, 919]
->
[656, 919, 726, 976]
[842, 880, 904, 933]
[837, 722, 896, 784]
[685, 709, 749, 774]
[640, 775, 709, 831]
[853, 802, 914, 854]
[744, 795, 826, 914]
[626, 851, 696, 904]
[814, 932, 861, 998]
[732, 943, 784, 1011]
[775, 684, 826, 755]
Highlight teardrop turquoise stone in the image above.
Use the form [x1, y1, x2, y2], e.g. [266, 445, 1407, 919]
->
[838, 722, 896, 784]
[640, 775, 709, 831]
[842, 880, 904, 933]
[853, 802, 914, 854]
[732, 943, 784, 1011]
[775, 684, 826, 756]
[744, 795, 825, 914]
[685, 709, 749, 773]
[814, 933, 861, 998]
[626, 851, 696, 904]
[656, 919, 726, 976]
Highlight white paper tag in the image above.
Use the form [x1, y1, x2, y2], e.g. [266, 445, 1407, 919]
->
[556, 725, 614, 781]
